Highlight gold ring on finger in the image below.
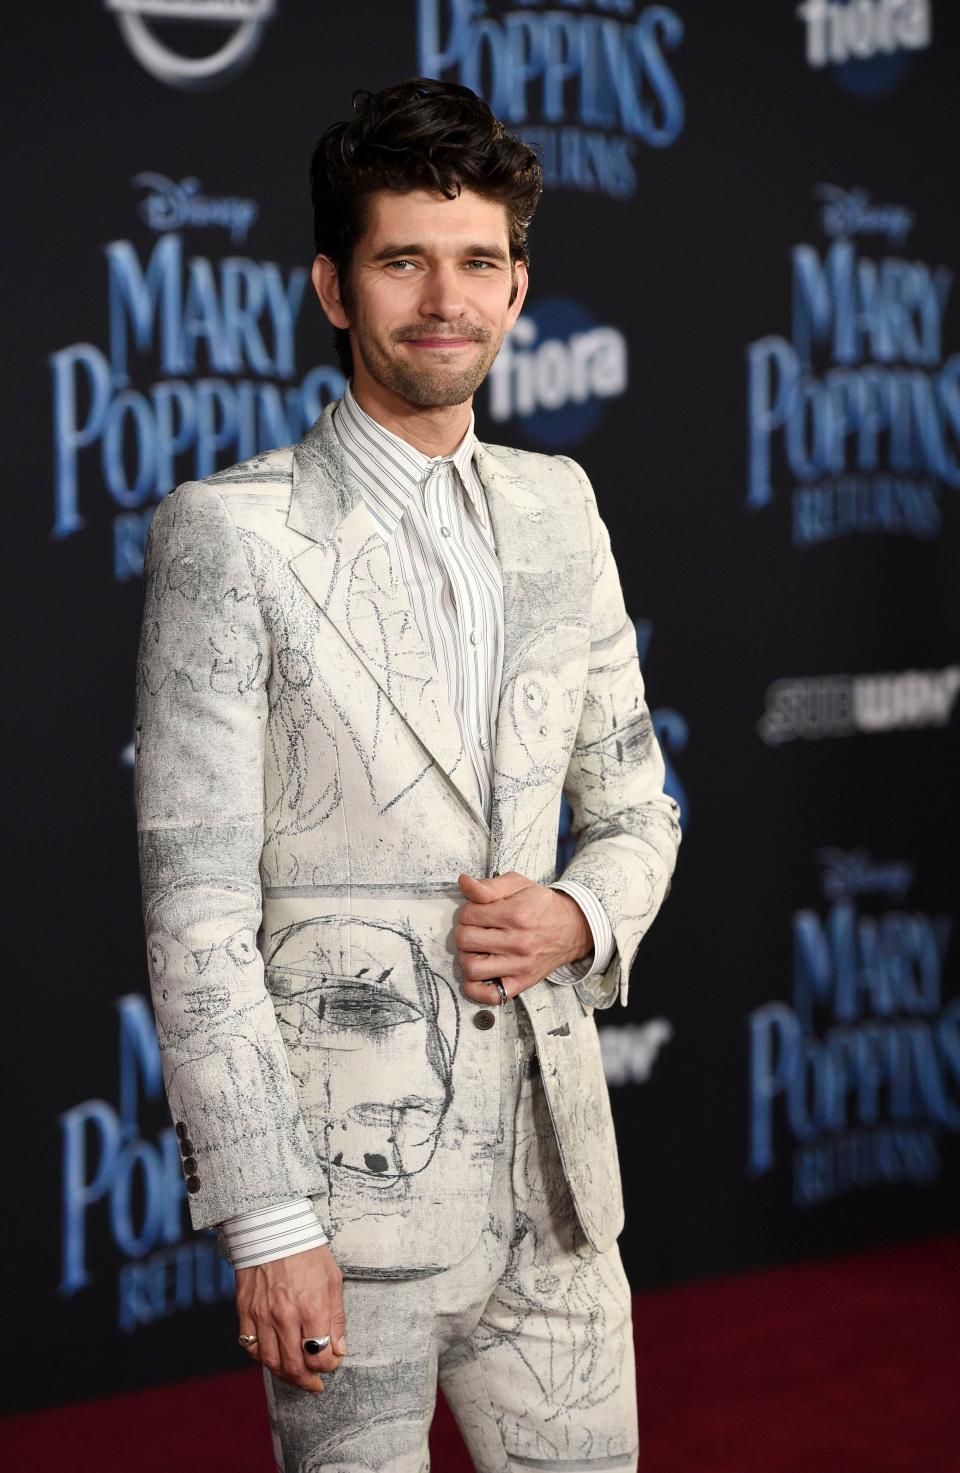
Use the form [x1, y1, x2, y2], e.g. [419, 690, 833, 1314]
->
[238, 1332, 259, 1348]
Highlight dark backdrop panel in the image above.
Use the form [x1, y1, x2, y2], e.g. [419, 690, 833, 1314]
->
[4, 0, 957, 1415]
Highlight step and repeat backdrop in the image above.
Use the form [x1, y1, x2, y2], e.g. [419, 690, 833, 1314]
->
[5, 0, 958, 1416]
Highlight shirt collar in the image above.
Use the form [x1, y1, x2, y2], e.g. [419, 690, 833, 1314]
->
[334, 379, 484, 536]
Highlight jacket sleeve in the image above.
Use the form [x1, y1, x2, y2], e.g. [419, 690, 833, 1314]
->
[551, 455, 682, 1010]
[134, 480, 328, 1231]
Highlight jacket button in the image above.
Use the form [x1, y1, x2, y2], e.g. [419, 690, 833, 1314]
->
[182, 1157, 198, 1174]
[179, 1138, 194, 1157]
[185, 1175, 202, 1193]
[473, 1009, 496, 1030]
[175, 1122, 188, 1140]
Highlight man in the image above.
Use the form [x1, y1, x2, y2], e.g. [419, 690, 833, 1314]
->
[135, 76, 681, 1473]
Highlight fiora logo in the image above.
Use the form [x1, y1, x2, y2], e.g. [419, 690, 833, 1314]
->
[795, 0, 931, 97]
[105, 0, 275, 90]
[486, 298, 627, 448]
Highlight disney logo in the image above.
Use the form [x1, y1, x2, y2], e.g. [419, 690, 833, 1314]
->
[816, 846, 914, 902]
[816, 184, 914, 246]
[132, 172, 258, 243]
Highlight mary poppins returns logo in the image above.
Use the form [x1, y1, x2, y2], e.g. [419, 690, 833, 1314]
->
[418, 0, 686, 201]
[745, 184, 959, 549]
[48, 173, 345, 581]
[59, 994, 234, 1332]
[748, 848, 958, 1209]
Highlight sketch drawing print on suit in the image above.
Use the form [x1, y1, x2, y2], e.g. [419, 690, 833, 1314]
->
[136, 397, 679, 1273]
[133, 76, 681, 1469]
[134, 394, 681, 1464]
[265, 914, 460, 1209]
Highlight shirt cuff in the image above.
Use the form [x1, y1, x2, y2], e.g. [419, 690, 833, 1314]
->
[546, 879, 615, 984]
[219, 1198, 329, 1269]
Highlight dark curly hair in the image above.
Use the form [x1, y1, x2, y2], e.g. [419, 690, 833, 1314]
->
[309, 77, 543, 377]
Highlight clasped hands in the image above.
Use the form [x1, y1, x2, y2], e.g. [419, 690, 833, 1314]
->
[455, 869, 592, 1004]
[235, 871, 590, 1395]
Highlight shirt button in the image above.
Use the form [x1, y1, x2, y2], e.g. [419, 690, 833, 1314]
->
[469, 630, 479, 645]
[473, 1009, 496, 1031]
[440, 525, 452, 537]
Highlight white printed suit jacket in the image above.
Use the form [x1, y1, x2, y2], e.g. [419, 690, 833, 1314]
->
[134, 400, 682, 1275]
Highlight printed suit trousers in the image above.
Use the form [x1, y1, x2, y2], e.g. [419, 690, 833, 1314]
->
[262, 997, 639, 1472]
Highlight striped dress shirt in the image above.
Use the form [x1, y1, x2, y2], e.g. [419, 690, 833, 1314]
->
[219, 381, 614, 1269]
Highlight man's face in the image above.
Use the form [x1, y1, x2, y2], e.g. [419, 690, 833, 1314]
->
[317, 185, 528, 407]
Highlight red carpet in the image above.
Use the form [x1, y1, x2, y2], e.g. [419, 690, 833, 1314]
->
[5, 1235, 958, 1472]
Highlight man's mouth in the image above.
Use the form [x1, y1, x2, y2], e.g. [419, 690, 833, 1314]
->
[402, 337, 475, 350]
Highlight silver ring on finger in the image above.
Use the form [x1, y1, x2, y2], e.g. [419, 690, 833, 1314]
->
[494, 979, 509, 1006]
[238, 1333, 258, 1348]
[302, 1335, 331, 1355]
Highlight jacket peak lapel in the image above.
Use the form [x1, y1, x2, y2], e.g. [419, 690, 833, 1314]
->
[287, 403, 488, 832]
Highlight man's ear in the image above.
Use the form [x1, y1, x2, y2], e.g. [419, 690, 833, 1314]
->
[311, 254, 350, 330]
[506, 259, 529, 329]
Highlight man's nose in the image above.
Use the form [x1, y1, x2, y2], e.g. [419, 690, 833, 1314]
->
[417, 264, 468, 320]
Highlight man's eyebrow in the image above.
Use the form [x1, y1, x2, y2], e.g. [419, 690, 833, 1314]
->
[368, 241, 509, 263]
[463, 243, 509, 261]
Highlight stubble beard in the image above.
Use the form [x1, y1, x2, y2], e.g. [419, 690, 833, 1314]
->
[353, 316, 504, 408]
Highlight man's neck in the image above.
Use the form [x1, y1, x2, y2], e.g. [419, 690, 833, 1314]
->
[349, 376, 472, 458]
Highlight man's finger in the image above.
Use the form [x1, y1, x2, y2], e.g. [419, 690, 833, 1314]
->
[458, 894, 531, 931]
[329, 1294, 348, 1358]
[458, 900, 507, 929]
[255, 1323, 283, 1377]
[301, 1334, 332, 1364]
[462, 977, 519, 1005]
[302, 1335, 340, 1378]
[265, 1318, 336, 1392]
[456, 922, 509, 952]
[301, 1317, 344, 1374]
[458, 871, 530, 902]
[457, 872, 495, 902]
[459, 951, 510, 983]
[276, 1311, 322, 1389]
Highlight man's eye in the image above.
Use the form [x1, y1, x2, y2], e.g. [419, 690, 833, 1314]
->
[465, 260, 494, 269]
[386, 260, 415, 271]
